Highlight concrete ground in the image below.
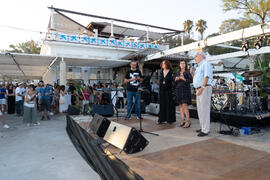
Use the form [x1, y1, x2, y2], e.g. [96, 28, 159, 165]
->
[0, 114, 100, 180]
[1, 110, 270, 180]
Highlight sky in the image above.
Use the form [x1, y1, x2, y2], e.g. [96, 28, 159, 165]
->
[0, 0, 241, 50]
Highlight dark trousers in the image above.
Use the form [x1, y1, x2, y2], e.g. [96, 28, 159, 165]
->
[16, 100, 23, 115]
[117, 97, 124, 109]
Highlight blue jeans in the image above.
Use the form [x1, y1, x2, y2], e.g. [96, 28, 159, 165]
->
[126, 90, 141, 118]
[16, 100, 23, 115]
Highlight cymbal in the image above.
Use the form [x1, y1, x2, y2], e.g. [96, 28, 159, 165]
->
[241, 70, 263, 77]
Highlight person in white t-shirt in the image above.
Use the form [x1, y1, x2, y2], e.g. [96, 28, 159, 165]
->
[15, 83, 24, 116]
[117, 84, 124, 109]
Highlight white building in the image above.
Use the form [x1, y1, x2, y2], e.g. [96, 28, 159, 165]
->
[40, 9, 174, 85]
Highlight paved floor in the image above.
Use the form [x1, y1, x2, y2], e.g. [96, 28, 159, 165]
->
[0, 114, 100, 180]
[1, 111, 270, 180]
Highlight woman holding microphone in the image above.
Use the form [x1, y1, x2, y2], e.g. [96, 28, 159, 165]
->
[174, 60, 193, 128]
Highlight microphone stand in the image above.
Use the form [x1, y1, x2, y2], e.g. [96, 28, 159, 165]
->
[126, 88, 159, 136]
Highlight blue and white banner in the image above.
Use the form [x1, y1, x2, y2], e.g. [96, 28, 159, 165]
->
[54, 33, 160, 50]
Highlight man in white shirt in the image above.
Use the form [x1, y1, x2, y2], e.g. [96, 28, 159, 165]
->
[16, 83, 24, 116]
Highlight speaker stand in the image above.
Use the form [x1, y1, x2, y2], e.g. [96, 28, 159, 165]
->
[138, 117, 159, 136]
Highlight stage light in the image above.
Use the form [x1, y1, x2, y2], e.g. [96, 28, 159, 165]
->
[241, 40, 249, 52]
[254, 37, 263, 50]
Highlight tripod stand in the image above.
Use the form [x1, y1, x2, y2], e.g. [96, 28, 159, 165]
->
[126, 98, 159, 136]
[111, 89, 123, 121]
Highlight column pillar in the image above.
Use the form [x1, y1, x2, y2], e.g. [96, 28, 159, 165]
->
[146, 26, 149, 42]
[249, 56, 255, 71]
[81, 67, 89, 85]
[110, 20, 114, 38]
[50, 8, 55, 30]
[138, 62, 144, 76]
[109, 69, 113, 80]
[59, 58, 66, 85]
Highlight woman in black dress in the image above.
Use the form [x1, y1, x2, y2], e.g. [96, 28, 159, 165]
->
[174, 60, 193, 128]
[6, 84, 15, 114]
[158, 60, 176, 124]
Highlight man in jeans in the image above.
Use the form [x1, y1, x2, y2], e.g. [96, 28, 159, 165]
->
[40, 83, 52, 120]
[124, 60, 143, 120]
[15, 83, 23, 116]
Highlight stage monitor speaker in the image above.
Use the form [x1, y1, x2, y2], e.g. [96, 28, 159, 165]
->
[104, 121, 149, 154]
[90, 114, 111, 138]
[67, 105, 80, 115]
[92, 104, 114, 117]
[146, 103, 159, 115]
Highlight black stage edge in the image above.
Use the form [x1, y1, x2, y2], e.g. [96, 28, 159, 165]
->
[189, 106, 270, 127]
[66, 115, 143, 180]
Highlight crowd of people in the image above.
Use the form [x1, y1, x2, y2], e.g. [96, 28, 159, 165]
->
[0, 80, 125, 129]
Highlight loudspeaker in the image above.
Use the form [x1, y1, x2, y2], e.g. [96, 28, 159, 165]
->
[90, 114, 111, 137]
[67, 105, 80, 115]
[146, 103, 159, 115]
[104, 121, 149, 154]
[92, 104, 114, 117]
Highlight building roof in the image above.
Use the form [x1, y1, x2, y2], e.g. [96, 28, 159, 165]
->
[0, 52, 130, 78]
[88, 22, 169, 40]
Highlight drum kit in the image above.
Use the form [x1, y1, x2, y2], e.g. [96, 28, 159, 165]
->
[212, 70, 263, 113]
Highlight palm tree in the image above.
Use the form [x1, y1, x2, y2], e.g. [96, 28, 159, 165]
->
[183, 20, 193, 38]
[196, 19, 207, 40]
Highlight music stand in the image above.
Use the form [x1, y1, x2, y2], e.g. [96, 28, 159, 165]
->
[126, 95, 159, 136]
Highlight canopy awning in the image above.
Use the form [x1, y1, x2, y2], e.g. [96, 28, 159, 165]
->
[0, 52, 130, 78]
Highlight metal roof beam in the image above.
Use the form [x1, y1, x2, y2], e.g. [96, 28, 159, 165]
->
[48, 6, 183, 33]
[5, 53, 26, 77]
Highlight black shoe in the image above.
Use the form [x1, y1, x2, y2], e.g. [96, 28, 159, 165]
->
[196, 129, 201, 133]
[179, 122, 185, 127]
[41, 116, 45, 121]
[47, 116, 50, 120]
[197, 132, 208, 137]
[124, 117, 130, 121]
[136, 116, 143, 120]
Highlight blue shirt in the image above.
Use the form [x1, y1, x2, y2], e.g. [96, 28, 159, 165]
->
[193, 59, 213, 88]
[0, 87, 6, 99]
[40, 86, 51, 100]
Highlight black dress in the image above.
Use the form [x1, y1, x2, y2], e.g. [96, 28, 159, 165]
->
[7, 89, 15, 114]
[158, 69, 176, 123]
[174, 71, 193, 105]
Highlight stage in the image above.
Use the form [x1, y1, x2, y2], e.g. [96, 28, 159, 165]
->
[68, 114, 270, 180]
[188, 106, 270, 127]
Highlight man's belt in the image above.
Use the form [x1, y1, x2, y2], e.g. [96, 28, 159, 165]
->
[196, 84, 211, 90]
